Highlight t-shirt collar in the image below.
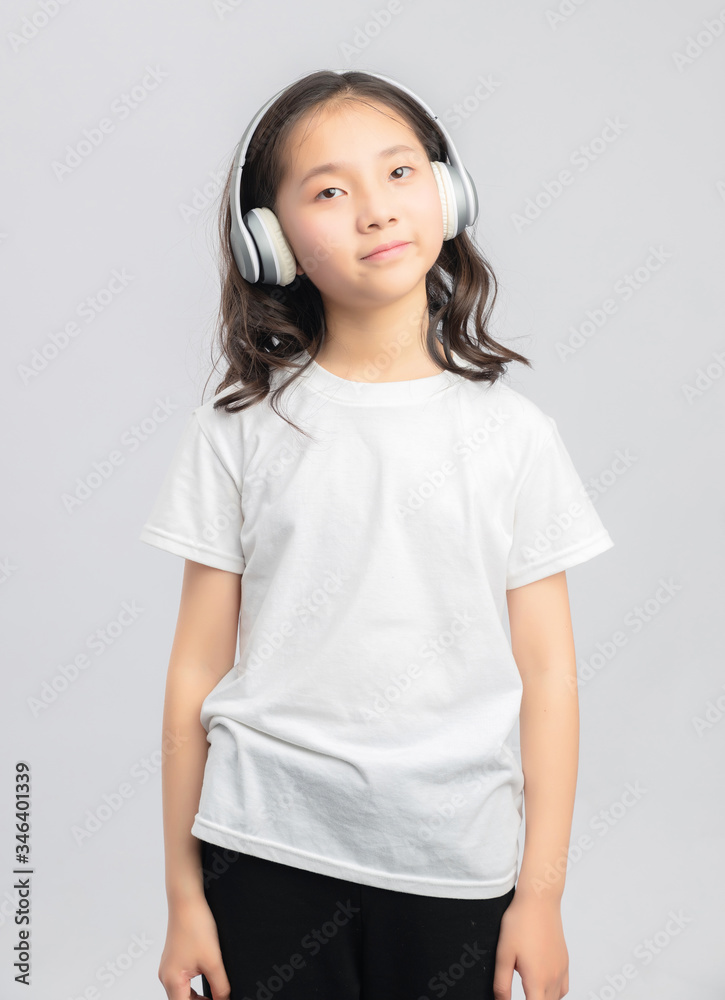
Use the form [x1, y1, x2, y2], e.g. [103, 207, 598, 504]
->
[292, 347, 464, 406]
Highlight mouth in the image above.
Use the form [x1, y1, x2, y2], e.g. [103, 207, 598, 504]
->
[361, 241, 411, 261]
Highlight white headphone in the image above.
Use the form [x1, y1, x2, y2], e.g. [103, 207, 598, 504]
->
[229, 69, 479, 286]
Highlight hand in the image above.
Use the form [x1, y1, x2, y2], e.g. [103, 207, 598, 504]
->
[492, 893, 569, 999]
[158, 895, 231, 1000]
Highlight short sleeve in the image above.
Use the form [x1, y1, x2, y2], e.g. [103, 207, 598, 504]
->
[505, 419, 614, 590]
[138, 411, 245, 574]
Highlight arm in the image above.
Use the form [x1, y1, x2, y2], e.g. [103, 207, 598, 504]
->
[158, 558, 241, 1000]
[493, 570, 575, 1000]
[509, 569, 579, 904]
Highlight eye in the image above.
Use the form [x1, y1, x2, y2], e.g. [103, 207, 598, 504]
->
[314, 165, 414, 201]
[315, 187, 343, 201]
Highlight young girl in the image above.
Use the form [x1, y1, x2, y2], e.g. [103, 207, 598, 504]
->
[141, 69, 614, 1000]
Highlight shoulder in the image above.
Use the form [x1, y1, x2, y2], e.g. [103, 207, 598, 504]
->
[495, 381, 556, 439]
[190, 381, 245, 434]
[189, 364, 304, 448]
[182, 382, 246, 476]
[455, 369, 556, 451]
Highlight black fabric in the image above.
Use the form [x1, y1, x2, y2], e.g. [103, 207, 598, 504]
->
[198, 839, 516, 1000]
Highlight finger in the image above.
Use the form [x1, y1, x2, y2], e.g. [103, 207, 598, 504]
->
[518, 978, 547, 1000]
[492, 949, 515, 1000]
[163, 971, 201, 1000]
[202, 964, 232, 1000]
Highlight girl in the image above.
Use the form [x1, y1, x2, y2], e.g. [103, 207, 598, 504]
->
[141, 69, 614, 1000]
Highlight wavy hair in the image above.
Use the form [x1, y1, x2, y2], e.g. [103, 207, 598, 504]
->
[203, 69, 531, 435]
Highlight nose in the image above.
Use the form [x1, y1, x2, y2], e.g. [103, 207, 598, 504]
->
[356, 181, 399, 231]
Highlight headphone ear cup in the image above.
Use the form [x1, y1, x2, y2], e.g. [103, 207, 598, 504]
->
[431, 160, 471, 240]
[430, 160, 456, 240]
[242, 207, 298, 286]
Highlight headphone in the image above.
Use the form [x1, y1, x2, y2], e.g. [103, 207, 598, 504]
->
[229, 69, 479, 286]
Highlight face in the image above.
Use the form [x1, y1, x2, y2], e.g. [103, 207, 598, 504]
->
[274, 99, 445, 310]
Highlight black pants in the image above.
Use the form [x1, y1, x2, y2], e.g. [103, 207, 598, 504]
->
[199, 839, 516, 1000]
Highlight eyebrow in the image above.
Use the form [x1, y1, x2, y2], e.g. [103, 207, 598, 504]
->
[298, 144, 423, 188]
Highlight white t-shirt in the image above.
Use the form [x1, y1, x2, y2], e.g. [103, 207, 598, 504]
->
[139, 349, 614, 899]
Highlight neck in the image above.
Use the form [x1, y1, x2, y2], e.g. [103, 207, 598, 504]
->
[315, 285, 445, 381]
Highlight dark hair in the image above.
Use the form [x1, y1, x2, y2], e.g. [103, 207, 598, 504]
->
[203, 69, 531, 436]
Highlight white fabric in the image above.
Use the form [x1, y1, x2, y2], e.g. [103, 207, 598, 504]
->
[139, 349, 614, 899]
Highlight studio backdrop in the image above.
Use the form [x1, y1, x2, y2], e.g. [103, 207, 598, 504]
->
[2, 1, 723, 997]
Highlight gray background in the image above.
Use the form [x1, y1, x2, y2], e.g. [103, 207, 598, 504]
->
[2, 0, 723, 997]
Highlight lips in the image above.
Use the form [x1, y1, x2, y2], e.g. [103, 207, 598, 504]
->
[362, 241, 410, 259]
